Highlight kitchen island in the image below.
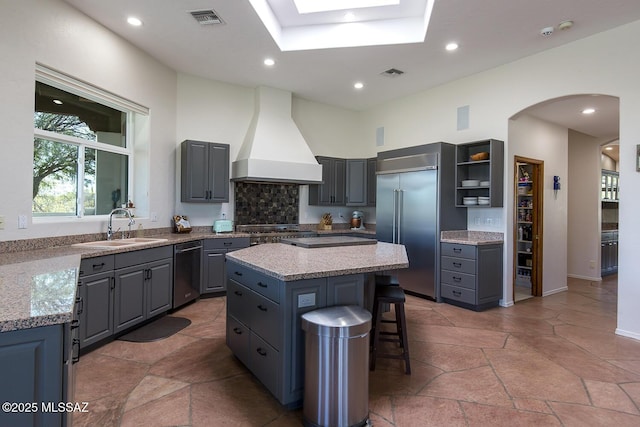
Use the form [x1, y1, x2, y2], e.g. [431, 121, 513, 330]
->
[225, 240, 408, 408]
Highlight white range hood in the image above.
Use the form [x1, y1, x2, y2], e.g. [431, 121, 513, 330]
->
[232, 86, 323, 184]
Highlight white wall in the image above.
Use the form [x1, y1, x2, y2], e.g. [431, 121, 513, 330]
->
[508, 114, 569, 298]
[568, 130, 603, 281]
[0, 0, 177, 239]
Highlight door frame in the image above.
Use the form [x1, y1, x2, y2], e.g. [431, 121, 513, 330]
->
[513, 156, 544, 299]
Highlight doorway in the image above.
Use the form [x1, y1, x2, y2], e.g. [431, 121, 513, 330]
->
[514, 156, 543, 301]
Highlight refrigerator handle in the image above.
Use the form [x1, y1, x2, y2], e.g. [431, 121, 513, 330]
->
[392, 189, 398, 243]
[397, 189, 403, 244]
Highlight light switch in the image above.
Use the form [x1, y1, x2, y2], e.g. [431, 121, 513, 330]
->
[18, 215, 27, 229]
[0, 215, 4, 230]
[298, 293, 316, 308]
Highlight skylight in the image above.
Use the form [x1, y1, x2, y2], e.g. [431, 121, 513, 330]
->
[250, 0, 434, 51]
[293, 0, 400, 14]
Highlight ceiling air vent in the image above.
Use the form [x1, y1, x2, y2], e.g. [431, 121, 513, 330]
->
[190, 9, 224, 25]
[381, 68, 405, 77]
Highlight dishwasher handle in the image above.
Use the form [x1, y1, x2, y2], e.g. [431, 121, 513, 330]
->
[175, 241, 203, 254]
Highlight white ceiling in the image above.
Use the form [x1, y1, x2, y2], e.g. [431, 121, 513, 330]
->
[64, 0, 635, 140]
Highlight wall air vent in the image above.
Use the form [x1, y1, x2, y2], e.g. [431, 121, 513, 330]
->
[190, 9, 224, 25]
[381, 68, 405, 77]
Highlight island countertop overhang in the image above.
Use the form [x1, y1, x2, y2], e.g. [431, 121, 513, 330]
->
[225, 241, 409, 281]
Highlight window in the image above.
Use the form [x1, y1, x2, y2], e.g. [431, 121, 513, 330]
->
[33, 66, 147, 217]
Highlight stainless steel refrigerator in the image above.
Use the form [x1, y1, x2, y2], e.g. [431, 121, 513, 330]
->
[376, 143, 466, 300]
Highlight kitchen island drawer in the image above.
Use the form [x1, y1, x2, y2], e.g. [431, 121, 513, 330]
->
[441, 270, 476, 290]
[250, 332, 280, 398]
[441, 256, 476, 275]
[227, 280, 253, 327]
[441, 283, 476, 305]
[228, 262, 280, 303]
[226, 314, 250, 367]
[250, 293, 280, 350]
[441, 243, 476, 260]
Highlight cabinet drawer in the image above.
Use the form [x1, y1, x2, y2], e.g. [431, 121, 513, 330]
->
[250, 294, 280, 350]
[115, 246, 173, 269]
[441, 283, 476, 305]
[441, 256, 476, 275]
[441, 270, 476, 290]
[227, 280, 252, 327]
[79, 255, 114, 277]
[204, 237, 250, 250]
[441, 243, 476, 260]
[226, 314, 250, 367]
[228, 263, 280, 303]
[250, 332, 280, 397]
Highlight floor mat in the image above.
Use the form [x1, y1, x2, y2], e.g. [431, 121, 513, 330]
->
[117, 316, 191, 342]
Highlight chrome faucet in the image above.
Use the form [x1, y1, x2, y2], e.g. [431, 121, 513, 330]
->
[107, 208, 135, 240]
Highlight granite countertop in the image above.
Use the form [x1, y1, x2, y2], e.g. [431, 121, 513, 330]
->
[281, 235, 376, 248]
[441, 230, 504, 245]
[226, 241, 408, 281]
[0, 254, 80, 332]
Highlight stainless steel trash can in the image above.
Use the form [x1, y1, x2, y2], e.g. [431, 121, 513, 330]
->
[301, 305, 372, 427]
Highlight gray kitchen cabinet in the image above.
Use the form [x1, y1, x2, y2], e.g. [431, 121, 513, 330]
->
[601, 231, 618, 276]
[114, 246, 173, 333]
[78, 255, 115, 348]
[226, 259, 364, 408]
[455, 139, 504, 207]
[0, 325, 65, 427]
[309, 156, 345, 205]
[440, 242, 503, 310]
[367, 157, 377, 206]
[202, 237, 250, 295]
[346, 158, 367, 206]
[181, 139, 230, 203]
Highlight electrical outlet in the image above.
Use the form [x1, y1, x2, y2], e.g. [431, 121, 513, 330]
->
[151, 212, 158, 222]
[18, 215, 27, 229]
[297, 293, 316, 308]
[0, 215, 4, 230]
[589, 260, 596, 269]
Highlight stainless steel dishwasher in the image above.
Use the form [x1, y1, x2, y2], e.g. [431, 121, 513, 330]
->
[173, 240, 202, 308]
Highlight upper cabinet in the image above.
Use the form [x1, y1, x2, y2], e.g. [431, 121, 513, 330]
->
[181, 140, 229, 203]
[309, 156, 346, 205]
[601, 170, 619, 202]
[346, 159, 367, 206]
[367, 158, 377, 206]
[455, 139, 504, 208]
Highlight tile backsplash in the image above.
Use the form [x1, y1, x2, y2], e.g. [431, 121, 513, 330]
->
[234, 182, 299, 224]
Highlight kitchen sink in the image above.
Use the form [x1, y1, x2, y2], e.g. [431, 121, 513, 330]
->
[73, 237, 169, 249]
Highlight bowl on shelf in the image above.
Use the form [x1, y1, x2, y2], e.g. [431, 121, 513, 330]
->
[461, 179, 480, 187]
[462, 196, 478, 205]
[470, 152, 489, 161]
[479, 180, 490, 187]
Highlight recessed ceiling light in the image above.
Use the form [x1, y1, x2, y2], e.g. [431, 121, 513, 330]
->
[52, 99, 63, 105]
[354, 82, 364, 90]
[345, 12, 356, 21]
[127, 16, 142, 26]
[445, 42, 459, 51]
[582, 108, 596, 115]
[263, 58, 275, 66]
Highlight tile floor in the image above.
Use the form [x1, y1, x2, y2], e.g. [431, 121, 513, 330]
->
[73, 275, 640, 426]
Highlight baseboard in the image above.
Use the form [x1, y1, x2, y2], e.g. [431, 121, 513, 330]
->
[615, 328, 640, 341]
[543, 286, 568, 297]
[567, 274, 602, 282]
[500, 299, 514, 307]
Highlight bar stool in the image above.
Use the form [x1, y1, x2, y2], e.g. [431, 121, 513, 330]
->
[370, 285, 411, 374]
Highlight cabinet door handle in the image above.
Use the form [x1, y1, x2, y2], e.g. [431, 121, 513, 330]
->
[70, 319, 80, 330]
[453, 248, 462, 253]
[257, 304, 268, 312]
[452, 290, 462, 297]
[223, 242, 232, 246]
[256, 348, 267, 356]
[76, 297, 84, 315]
[234, 271, 243, 277]
[233, 327, 243, 335]
[257, 281, 268, 288]
[453, 262, 462, 268]
[93, 262, 106, 270]
[453, 276, 462, 282]
[234, 290, 243, 296]
[72, 339, 80, 363]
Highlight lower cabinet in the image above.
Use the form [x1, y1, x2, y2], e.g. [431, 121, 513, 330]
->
[440, 242, 503, 311]
[226, 259, 365, 408]
[0, 325, 68, 427]
[78, 246, 173, 349]
[202, 237, 250, 295]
